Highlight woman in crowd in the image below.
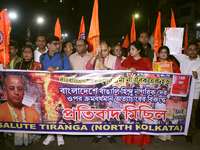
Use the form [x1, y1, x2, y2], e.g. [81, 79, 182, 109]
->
[154, 46, 181, 142]
[122, 41, 152, 72]
[121, 41, 152, 148]
[15, 45, 41, 70]
[14, 45, 41, 146]
[155, 46, 181, 73]
[61, 41, 73, 57]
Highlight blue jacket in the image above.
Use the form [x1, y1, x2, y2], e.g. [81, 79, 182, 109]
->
[40, 51, 72, 70]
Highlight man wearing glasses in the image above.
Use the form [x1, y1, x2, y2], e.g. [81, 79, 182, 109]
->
[40, 35, 71, 146]
[112, 45, 126, 63]
[69, 39, 93, 70]
[40, 35, 71, 71]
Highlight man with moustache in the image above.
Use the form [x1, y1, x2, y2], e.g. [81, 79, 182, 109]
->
[112, 44, 126, 63]
[61, 41, 73, 57]
[69, 39, 93, 70]
[173, 42, 200, 143]
[138, 30, 157, 62]
[34, 34, 48, 62]
[40, 35, 71, 71]
[86, 40, 122, 144]
[40, 35, 71, 146]
[7, 40, 23, 69]
[86, 40, 122, 70]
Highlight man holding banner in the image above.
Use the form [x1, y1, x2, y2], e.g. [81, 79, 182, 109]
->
[173, 42, 200, 143]
[40, 35, 71, 146]
[86, 40, 122, 144]
[40, 35, 71, 71]
[86, 40, 122, 70]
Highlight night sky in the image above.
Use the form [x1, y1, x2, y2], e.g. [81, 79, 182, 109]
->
[0, 0, 152, 47]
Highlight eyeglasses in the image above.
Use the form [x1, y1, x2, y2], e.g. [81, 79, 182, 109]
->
[75, 44, 84, 48]
[114, 49, 122, 52]
[51, 42, 60, 46]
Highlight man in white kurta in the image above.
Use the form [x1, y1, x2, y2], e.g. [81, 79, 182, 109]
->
[86, 40, 122, 144]
[86, 40, 122, 70]
[173, 43, 200, 143]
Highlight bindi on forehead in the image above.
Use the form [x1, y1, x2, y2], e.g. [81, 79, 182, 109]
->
[24, 49, 31, 52]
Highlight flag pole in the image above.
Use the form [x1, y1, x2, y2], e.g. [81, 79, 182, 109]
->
[4, 47, 5, 66]
[97, 35, 101, 62]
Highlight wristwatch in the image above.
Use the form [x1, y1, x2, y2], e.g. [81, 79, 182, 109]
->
[56, 67, 59, 70]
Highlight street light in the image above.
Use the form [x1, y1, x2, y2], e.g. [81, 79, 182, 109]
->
[135, 14, 139, 18]
[9, 12, 17, 19]
[62, 33, 68, 41]
[197, 23, 200, 27]
[37, 17, 44, 24]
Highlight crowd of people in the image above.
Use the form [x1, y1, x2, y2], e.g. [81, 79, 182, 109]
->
[0, 30, 200, 148]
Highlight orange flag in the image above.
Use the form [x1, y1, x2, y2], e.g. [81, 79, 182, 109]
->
[153, 12, 161, 57]
[0, 9, 11, 65]
[87, 0, 100, 54]
[122, 34, 129, 48]
[130, 15, 136, 43]
[171, 9, 176, 28]
[54, 18, 61, 42]
[184, 24, 188, 54]
[78, 16, 85, 39]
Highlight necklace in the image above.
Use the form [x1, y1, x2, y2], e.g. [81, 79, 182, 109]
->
[8, 103, 26, 122]
[19, 59, 33, 70]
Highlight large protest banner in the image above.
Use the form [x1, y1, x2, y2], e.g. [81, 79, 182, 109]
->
[0, 70, 195, 135]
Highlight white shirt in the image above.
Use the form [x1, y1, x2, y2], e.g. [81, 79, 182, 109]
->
[34, 47, 48, 62]
[121, 56, 126, 63]
[0, 63, 3, 69]
[174, 54, 200, 99]
[153, 51, 157, 62]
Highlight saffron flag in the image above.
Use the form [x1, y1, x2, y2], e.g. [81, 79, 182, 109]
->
[122, 34, 129, 48]
[153, 12, 161, 57]
[171, 9, 176, 28]
[184, 24, 188, 54]
[54, 18, 61, 42]
[87, 0, 100, 54]
[78, 16, 85, 39]
[0, 9, 11, 65]
[130, 15, 136, 43]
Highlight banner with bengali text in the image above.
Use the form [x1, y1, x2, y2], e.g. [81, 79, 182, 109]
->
[0, 70, 195, 135]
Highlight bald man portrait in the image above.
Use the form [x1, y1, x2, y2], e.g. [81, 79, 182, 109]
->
[0, 75, 40, 123]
